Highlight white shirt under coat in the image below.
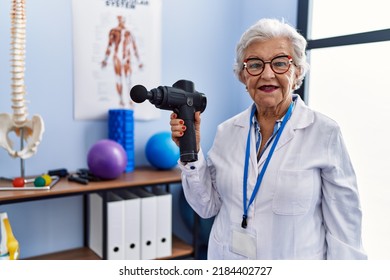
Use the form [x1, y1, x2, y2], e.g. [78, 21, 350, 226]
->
[179, 94, 367, 260]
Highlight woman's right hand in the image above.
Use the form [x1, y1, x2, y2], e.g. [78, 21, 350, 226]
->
[170, 111, 201, 152]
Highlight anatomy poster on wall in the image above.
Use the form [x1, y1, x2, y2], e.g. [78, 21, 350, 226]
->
[72, 0, 161, 120]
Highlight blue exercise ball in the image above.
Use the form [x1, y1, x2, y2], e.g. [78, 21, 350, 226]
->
[145, 131, 180, 170]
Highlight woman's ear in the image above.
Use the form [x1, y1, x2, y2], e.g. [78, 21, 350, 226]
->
[293, 67, 302, 89]
[239, 70, 246, 84]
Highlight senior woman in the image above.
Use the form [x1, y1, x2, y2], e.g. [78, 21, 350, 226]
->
[170, 18, 367, 259]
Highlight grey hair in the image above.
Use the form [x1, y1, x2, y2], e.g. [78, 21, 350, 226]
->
[233, 18, 309, 90]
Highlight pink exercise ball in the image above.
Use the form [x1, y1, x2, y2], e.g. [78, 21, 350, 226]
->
[87, 139, 127, 179]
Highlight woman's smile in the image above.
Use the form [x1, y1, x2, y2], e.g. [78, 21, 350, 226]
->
[258, 85, 280, 93]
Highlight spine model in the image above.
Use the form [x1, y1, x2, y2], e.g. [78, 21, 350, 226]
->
[0, 0, 45, 159]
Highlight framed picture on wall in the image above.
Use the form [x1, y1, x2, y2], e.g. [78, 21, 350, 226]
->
[72, 0, 161, 120]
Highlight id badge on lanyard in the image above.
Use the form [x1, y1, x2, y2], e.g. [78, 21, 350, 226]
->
[231, 226, 257, 258]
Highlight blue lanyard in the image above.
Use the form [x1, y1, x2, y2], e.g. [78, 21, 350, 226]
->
[242, 102, 293, 228]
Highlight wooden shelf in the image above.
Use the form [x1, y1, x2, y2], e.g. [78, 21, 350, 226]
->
[1, 167, 194, 260]
[0, 167, 182, 204]
[26, 247, 101, 260]
[25, 236, 192, 260]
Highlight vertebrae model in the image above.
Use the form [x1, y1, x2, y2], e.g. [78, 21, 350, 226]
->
[0, 0, 44, 159]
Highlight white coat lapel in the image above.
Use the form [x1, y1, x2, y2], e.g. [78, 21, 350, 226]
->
[234, 105, 259, 175]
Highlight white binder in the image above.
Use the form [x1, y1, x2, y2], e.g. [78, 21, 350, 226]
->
[88, 193, 103, 258]
[88, 192, 125, 260]
[152, 186, 172, 258]
[132, 187, 157, 260]
[115, 190, 141, 260]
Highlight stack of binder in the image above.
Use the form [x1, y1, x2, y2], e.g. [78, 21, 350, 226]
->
[108, 109, 134, 172]
[88, 187, 172, 260]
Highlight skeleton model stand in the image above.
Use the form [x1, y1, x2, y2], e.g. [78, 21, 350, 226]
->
[0, 0, 45, 177]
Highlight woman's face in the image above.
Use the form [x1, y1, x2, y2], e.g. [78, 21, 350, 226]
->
[240, 37, 300, 112]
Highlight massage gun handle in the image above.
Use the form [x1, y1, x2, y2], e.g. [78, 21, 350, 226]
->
[177, 105, 198, 162]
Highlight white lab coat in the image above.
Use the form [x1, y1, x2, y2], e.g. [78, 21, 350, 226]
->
[179, 94, 367, 259]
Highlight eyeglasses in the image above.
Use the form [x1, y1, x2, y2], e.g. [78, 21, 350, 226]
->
[243, 55, 294, 76]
